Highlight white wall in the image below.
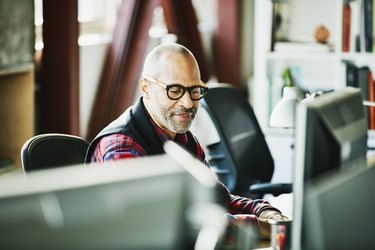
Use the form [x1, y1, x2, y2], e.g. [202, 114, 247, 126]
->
[79, 35, 111, 138]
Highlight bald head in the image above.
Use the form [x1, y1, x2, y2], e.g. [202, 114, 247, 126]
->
[142, 43, 200, 79]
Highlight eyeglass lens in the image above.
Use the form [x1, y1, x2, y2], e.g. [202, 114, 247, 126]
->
[168, 85, 207, 100]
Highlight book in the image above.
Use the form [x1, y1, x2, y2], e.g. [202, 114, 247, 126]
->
[342, 2, 351, 52]
[350, 0, 360, 52]
[364, 0, 373, 52]
[270, 1, 290, 51]
[358, 66, 370, 101]
[346, 62, 359, 88]
[367, 70, 375, 130]
[359, 0, 367, 52]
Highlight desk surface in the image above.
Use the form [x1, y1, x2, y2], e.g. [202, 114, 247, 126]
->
[254, 240, 271, 249]
[367, 153, 375, 166]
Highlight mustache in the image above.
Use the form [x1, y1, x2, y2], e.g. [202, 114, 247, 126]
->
[173, 107, 197, 115]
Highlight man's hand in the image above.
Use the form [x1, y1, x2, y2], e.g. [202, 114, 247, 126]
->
[258, 210, 290, 239]
[259, 210, 289, 222]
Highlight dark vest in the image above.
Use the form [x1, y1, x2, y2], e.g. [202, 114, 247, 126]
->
[85, 97, 197, 163]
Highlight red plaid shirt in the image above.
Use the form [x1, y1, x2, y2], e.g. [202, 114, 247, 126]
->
[90, 115, 279, 221]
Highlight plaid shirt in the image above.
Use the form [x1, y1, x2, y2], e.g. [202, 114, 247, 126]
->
[90, 114, 279, 227]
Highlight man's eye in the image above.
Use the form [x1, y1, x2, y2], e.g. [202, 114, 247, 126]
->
[191, 89, 200, 95]
[170, 90, 182, 94]
[169, 87, 183, 93]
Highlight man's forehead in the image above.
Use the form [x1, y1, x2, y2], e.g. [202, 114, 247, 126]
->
[157, 54, 199, 77]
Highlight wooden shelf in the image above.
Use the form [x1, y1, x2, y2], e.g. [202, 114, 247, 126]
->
[0, 64, 34, 76]
[266, 51, 338, 61]
[0, 63, 34, 169]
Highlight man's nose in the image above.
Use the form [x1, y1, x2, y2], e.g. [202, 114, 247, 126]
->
[178, 91, 194, 108]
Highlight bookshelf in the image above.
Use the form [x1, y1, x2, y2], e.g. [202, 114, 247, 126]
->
[252, 0, 375, 133]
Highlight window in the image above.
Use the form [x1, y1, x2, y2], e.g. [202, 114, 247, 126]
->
[34, 0, 122, 50]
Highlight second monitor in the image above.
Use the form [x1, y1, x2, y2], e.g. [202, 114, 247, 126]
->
[292, 87, 373, 249]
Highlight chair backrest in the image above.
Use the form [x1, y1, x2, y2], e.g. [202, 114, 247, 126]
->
[200, 83, 275, 197]
[190, 107, 238, 191]
[21, 133, 89, 172]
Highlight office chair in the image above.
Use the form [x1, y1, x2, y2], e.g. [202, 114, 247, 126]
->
[21, 133, 89, 172]
[198, 83, 292, 198]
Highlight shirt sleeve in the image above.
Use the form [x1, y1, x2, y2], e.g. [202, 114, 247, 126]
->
[189, 132, 281, 216]
[216, 179, 280, 217]
[90, 134, 147, 162]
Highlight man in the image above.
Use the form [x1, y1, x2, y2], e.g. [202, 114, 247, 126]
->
[86, 43, 288, 238]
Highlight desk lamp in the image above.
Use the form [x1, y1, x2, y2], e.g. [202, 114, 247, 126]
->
[269, 86, 303, 128]
[267, 86, 303, 219]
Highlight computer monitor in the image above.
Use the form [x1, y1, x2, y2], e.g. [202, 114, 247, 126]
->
[292, 87, 373, 249]
[0, 141, 226, 250]
[295, 87, 368, 180]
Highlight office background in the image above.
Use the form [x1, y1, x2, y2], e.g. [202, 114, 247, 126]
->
[2, 1, 375, 249]
[1, 0, 374, 195]
[1, 0, 260, 170]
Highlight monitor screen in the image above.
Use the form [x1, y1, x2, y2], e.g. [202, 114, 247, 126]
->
[292, 87, 371, 249]
[0, 142, 225, 250]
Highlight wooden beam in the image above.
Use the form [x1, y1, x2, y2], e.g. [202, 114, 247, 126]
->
[40, 0, 80, 135]
[162, 0, 209, 82]
[213, 0, 242, 89]
[86, 0, 160, 141]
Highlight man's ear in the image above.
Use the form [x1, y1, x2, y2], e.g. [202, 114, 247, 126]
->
[139, 78, 149, 98]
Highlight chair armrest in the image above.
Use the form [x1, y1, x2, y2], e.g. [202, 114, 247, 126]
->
[249, 183, 292, 197]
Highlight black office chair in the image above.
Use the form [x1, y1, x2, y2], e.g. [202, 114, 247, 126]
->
[199, 83, 292, 198]
[21, 133, 89, 172]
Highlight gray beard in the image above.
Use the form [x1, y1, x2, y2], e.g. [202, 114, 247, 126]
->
[163, 107, 197, 134]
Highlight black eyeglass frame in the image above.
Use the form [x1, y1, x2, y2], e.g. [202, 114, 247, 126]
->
[141, 73, 208, 101]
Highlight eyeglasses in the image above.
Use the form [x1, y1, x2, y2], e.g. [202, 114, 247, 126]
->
[141, 73, 208, 101]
